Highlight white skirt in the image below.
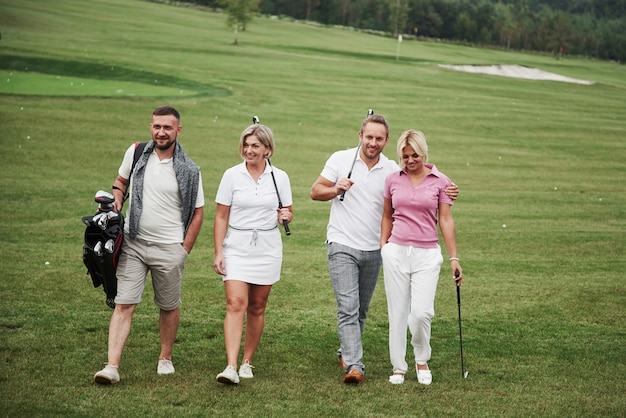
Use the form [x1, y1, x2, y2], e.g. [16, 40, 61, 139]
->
[222, 227, 282, 285]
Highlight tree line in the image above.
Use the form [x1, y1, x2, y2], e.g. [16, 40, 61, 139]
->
[173, 0, 626, 62]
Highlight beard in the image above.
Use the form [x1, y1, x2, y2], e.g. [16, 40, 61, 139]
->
[154, 138, 176, 151]
[362, 146, 381, 160]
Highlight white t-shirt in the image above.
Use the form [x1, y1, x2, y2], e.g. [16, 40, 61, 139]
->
[119, 144, 205, 243]
[216, 161, 292, 230]
[320, 147, 399, 251]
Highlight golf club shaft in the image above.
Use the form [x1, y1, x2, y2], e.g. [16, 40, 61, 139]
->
[455, 269, 466, 378]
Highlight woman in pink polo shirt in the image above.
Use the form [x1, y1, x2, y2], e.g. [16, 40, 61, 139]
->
[380, 129, 463, 385]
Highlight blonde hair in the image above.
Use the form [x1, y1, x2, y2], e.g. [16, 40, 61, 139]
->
[239, 124, 275, 159]
[396, 129, 428, 166]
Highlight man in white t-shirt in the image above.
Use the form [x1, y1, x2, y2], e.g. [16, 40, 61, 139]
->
[311, 113, 458, 384]
[94, 106, 205, 385]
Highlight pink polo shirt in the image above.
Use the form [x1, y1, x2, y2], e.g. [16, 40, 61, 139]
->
[383, 164, 453, 248]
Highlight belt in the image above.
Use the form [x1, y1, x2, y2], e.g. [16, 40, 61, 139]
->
[228, 225, 277, 246]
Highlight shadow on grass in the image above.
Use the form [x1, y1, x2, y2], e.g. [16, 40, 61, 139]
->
[277, 45, 433, 64]
[0, 54, 231, 98]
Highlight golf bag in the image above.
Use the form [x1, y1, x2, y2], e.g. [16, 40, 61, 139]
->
[82, 191, 124, 309]
[82, 141, 147, 308]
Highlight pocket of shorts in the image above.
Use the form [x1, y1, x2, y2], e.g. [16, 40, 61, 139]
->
[177, 243, 189, 257]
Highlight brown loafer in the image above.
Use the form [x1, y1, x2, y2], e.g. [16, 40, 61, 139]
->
[343, 368, 364, 384]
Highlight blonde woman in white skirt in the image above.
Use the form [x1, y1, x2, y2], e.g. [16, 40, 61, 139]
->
[213, 123, 293, 385]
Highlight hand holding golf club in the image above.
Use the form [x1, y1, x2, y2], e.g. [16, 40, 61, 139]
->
[336, 178, 355, 196]
[453, 263, 463, 286]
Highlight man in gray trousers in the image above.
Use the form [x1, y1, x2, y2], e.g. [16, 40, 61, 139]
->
[311, 112, 458, 384]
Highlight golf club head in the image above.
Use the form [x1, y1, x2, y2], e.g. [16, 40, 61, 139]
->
[95, 190, 114, 204]
[368, 108, 374, 116]
[463, 371, 469, 378]
[95, 190, 115, 212]
[252, 115, 260, 124]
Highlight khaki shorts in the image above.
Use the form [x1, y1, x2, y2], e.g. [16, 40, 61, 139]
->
[115, 237, 188, 310]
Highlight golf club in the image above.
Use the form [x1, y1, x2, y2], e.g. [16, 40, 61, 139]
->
[455, 269, 468, 378]
[95, 190, 115, 212]
[339, 108, 374, 201]
[253, 116, 291, 236]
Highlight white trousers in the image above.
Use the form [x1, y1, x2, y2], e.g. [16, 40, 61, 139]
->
[381, 242, 443, 373]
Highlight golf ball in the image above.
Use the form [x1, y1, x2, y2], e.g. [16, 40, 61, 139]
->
[45, 261, 50, 265]
[502, 224, 506, 228]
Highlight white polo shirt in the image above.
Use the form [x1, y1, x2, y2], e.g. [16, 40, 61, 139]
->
[320, 147, 399, 251]
[216, 161, 292, 230]
[119, 144, 205, 244]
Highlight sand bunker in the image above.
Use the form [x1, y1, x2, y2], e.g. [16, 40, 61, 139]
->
[438, 64, 594, 85]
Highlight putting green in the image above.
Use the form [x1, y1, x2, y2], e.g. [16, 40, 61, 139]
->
[0, 70, 199, 97]
[0, 55, 230, 98]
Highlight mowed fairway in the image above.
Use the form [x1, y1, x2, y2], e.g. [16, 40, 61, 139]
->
[0, 0, 625, 416]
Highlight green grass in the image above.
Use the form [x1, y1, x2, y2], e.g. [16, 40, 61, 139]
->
[1, 0, 625, 416]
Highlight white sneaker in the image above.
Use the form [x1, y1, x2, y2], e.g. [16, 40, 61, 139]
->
[216, 365, 239, 385]
[389, 373, 405, 385]
[238, 361, 254, 379]
[157, 359, 175, 375]
[416, 365, 432, 385]
[94, 365, 120, 385]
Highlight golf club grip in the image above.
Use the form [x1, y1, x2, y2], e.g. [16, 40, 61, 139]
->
[339, 148, 359, 202]
[338, 172, 352, 201]
[278, 202, 290, 235]
[278, 202, 291, 236]
[339, 163, 356, 202]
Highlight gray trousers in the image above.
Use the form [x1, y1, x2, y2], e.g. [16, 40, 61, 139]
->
[327, 242, 382, 374]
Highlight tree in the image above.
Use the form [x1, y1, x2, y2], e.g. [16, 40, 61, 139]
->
[550, 11, 573, 53]
[387, 0, 410, 36]
[339, 0, 355, 26]
[494, 2, 516, 49]
[456, 11, 477, 43]
[305, 0, 321, 20]
[219, 0, 261, 44]
[571, 13, 601, 58]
